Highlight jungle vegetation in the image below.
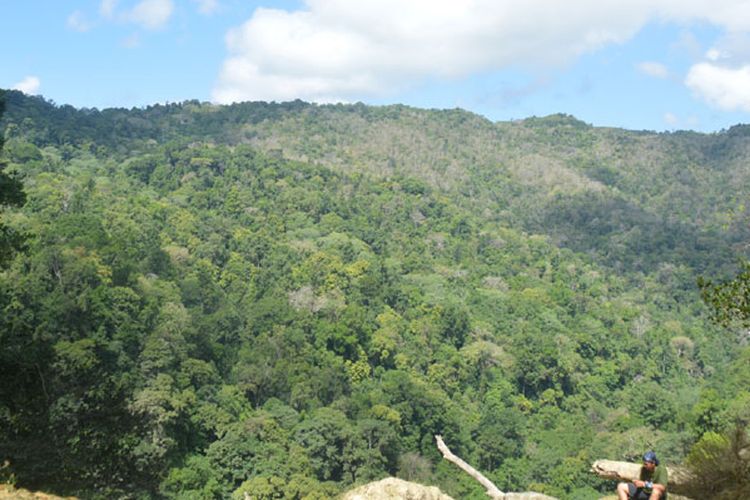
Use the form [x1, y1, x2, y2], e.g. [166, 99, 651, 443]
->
[1, 90, 748, 499]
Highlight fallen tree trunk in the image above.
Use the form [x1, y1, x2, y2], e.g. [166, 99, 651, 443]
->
[591, 460, 694, 497]
[435, 435, 557, 500]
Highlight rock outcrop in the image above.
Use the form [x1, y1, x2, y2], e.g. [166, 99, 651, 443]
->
[341, 478, 454, 500]
[0, 484, 76, 499]
[340, 478, 559, 500]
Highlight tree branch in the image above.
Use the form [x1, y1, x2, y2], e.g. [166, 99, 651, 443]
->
[436, 434, 505, 499]
[435, 435, 558, 500]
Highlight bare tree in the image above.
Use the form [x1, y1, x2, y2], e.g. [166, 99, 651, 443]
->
[435, 435, 557, 500]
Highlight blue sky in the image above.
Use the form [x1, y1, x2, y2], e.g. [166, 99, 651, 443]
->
[5, 1, 750, 132]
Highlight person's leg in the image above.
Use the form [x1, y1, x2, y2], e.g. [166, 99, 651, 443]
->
[627, 483, 651, 500]
[616, 482, 631, 500]
[648, 489, 665, 500]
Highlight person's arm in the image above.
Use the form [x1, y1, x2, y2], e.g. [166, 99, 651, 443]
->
[633, 466, 651, 489]
[651, 482, 666, 496]
[633, 465, 666, 490]
[652, 466, 668, 495]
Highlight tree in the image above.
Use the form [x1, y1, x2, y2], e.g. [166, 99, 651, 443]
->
[160, 454, 223, 499]
[0, 89, 27, 267]
[686, 258, 750, 498]
[475, 383, 524, 471]
[293, 407, 352, 482]
[207, 412, 309, 496]
[4, 89, 750, 500]
[686, 424, 750, 500]
[699, 261, 750, 329]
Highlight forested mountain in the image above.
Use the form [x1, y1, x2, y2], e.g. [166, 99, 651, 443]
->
[1, 89, 748, 499]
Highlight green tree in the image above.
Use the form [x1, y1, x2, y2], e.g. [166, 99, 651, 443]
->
[207, 412, 309, 496]
[161, 454, 223, 499]
[686, 424, 750, 500]
[475, 382, 524, 471]
[699, 261, 750, 328]
[0, 89, 27, 267]
[293, 407, 352, 482]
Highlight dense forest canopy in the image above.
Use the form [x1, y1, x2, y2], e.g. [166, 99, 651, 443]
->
[0, 89, 748, 499]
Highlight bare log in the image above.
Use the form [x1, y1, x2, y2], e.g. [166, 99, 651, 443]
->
[435, 434, 504, 499]
[590, 459, 642, 482]
[591, 459, 694, 497]
[435, 435, 557, 500]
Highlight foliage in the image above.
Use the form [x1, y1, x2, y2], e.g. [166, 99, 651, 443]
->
[686, 424, 750, 500]
[1, 90, 748, 499]
[0, 90, 27, 267]
[699, 261, 750, 329]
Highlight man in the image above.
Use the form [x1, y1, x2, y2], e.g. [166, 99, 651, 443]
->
[616, 450, 668, 500]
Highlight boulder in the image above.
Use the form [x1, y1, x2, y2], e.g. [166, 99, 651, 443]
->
[340, 478, 558, 500]
[340, 478, 454, 500]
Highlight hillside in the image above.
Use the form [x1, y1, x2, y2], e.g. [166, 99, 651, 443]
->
[1, 90, 748, 499]
[6, 91, 749, 277]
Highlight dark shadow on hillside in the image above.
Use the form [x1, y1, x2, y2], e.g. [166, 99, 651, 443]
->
[531, 191, 742, 279]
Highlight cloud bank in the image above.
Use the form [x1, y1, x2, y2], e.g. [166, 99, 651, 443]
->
[211, 0, 750, 110]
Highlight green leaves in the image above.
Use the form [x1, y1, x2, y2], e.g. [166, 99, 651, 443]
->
[0, 90, 28, 268]
[686, 425, 750, 500]
[699, 261, 750, 328]
[4, 92, 750, 499]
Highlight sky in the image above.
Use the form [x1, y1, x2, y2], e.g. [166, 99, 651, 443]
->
[5, 1, 750, 132]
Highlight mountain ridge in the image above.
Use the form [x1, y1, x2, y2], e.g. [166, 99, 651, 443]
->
[5, 90, 748, 277]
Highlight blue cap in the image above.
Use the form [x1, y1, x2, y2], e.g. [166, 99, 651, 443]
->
[643, 450, 659, 465]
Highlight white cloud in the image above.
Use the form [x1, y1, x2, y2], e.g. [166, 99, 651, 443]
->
[663, 112, 700, 129]
[13, 76, 41, 95]
[124, 0, 174, 30]
[100, 0, 118, 19]
[99, 0, 173, 30]
[706, 48, 724, 61]
[212, 0, 750, 105]
[67, 10, 93, 32]
[685, 62, 750, 111]
[637, 61, 669, 79]
[709, 32, 750, 65]
[193, 0, 219, 15]
[671, 30, 703, 60]
[661, 0, 750, 33]
[213, 0, 655, 103]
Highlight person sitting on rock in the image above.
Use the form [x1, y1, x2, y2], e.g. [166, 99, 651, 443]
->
[616, 450, 668, 500]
